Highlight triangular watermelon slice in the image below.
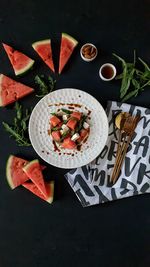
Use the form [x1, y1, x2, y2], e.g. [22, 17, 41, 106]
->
[0, 74, 34, 107]
[22, 180, 54, 204]
[6, 155, 29, 189]
[58, 33, 78, 74]
[32, 39, 55, 72]
[2, 43, 34, 76]
[6, 155, 46, 189]
[23, 159, 48, 198]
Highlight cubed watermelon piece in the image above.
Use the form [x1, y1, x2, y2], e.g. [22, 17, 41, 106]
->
[61, 136, 76, 149]
[51, 130, 61, 142]
[57, 122, 63, 128]
[50, 116, 61, 127]
[80, 129, 89, 140]
[66, 118, 77, 130]
[71, 111, 82, 121]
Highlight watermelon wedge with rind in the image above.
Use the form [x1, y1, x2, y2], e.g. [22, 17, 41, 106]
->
[32, 39, 55, 72]
[22, 181, 54, 204]
[58, 33, 78, 74]
[0, 74, 34, 107]
[6, 155, 29, 189]
[3, 43, 34, 76]
[6, 155, 46, 189]
[23, 159, 48, 198]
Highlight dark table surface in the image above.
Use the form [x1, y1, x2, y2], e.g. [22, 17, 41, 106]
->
[0, 0, 150, 266]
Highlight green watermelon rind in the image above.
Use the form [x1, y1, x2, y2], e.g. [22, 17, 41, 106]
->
[62, 32, 78, 46]
[15, 59, 35, 76]
[47, 181, 54, 203]
[32, 39, 51, 49]
[22, 180, 54, 204]
[23, 159, 38, 172]
[6, 155, 15, 189]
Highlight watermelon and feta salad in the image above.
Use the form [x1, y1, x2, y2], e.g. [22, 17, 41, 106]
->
[49, 108, 90, 150]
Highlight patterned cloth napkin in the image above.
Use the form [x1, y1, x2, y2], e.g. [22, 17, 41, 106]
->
[65, 101, 150, 207]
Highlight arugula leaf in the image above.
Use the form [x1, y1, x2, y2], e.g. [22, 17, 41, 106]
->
[35, 75, 48, 97]
[61, 108, 72, 114]
[60, 131, 69, 142]
[15, 102, 22, 120]
[51, 126, 60, 131]
[35, 75, 56, 98]
[48, 75, 56, 92]
[3, 102, 32, 146]
[75, 115, 87, 132]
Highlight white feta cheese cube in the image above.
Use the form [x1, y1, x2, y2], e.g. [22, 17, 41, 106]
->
[62, 124, 69, 131]
[71, 133, 80, 141]
[60, 130, 64, 135]
[60, 125, 69, 135]
[62, 114, 68, 120]
[83, 122, 89, 129]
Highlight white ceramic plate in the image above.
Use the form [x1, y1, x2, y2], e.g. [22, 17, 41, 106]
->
[29, 88, 108, 168]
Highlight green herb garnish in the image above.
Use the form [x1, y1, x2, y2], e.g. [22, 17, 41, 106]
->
[61, 108, 72, 114]
[51, 126, 60, 131]
[35, 75, 56, 98]
[75, 115, 87, 132]
[60, 131, 69, 142]
[63, 120, 68, 124]
[113, 51, 150, 101]
[2, 102, 32, 146]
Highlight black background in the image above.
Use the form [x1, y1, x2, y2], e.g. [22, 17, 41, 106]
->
[0, 0, 150, 266]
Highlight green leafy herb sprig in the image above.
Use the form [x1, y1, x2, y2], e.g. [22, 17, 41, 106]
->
[35, 75, 56, 98]
[113, 51, 150, 101]
[3, 102, 32, 146]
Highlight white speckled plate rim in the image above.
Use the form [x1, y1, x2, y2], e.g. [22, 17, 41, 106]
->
[29, 88, 108, 168]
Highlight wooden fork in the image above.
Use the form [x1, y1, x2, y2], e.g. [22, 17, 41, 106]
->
[110, 115, 140, 184]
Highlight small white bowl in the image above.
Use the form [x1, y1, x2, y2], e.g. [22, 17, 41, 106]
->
[80, 43, 98, 62]
[99, 63, 116, 81]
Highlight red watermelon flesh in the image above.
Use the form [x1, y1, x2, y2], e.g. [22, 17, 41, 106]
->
[6, 155, 46, 189]
[22, 181, 54, 204]
[58, 33, 78, 74]
[32, 39, 55, 72]
[23, 159, 48, 198]
[0, 74, 34, 107]
[3, 43, 34, 76]
[6, 155, 29, 189]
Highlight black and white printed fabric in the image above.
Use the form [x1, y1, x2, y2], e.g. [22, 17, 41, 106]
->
[65, 101, 150, 207]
